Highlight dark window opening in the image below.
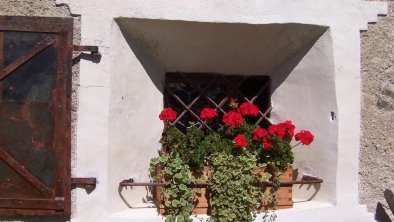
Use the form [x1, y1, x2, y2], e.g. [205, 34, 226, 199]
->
[164, 72, 272, 133]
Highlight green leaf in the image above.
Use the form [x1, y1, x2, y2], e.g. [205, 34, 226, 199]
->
[179, 184, 187, 191]
[172, 199, 180, 207]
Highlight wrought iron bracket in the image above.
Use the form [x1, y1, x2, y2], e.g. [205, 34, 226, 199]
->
[71, 177, 97, 192]
[72, 45, 101, 56]
[119, 179, 323, 188]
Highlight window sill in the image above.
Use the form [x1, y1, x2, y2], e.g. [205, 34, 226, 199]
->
[110, 201, 334, 222]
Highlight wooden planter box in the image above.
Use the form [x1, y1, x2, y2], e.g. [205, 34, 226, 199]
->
[155, 166, 293, 215]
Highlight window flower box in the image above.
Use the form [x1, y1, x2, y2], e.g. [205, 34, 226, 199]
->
[154, 165, 293, 215]
[149, 101, 314, 222]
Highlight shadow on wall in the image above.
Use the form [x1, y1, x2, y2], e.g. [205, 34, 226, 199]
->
[115, 18, 166, 95]
[118, 185, 156, 209]
[0, 216, 69, 222]
[114, 17, 328, 96]
[269, 32, 327, 94]
[375, 189, 394, 222]
[292, 169, 322, 202]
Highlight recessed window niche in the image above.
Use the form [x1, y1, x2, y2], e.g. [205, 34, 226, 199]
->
[108, 18, 334, 217]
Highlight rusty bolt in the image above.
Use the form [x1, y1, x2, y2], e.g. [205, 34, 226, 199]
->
[56, 201, 63, 209]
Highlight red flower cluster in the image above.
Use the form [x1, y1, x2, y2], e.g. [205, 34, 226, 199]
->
[252, 128, 268, 141]
[268, 120, 295, 138]
[200, 107, 218, 120]
[238, 102, 259, 116]
[234, 134, 248, 148]
[253, 128, 273, 149]
[268, 124, 286, 138]
[262, 138, 273, 149]
[159, 107, 177, 121]
[295, 130, 314, 145]
[223, 111, 243, 126]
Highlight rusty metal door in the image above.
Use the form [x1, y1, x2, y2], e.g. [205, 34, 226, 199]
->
[0, 16, 73, 215]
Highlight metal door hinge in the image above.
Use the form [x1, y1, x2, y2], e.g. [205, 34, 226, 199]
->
[71, 177, 97, 192]
[73, 45, 100, 56]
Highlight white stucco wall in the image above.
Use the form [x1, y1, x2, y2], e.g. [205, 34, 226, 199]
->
[270, 30, 337, 203]
[54, 0, 387, 221]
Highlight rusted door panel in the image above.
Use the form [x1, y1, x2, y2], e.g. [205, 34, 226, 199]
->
[0, 16, 73, 216]
[2, 32, 57, 101]
[0, 161, 44, 199]
[0, 103, 56, 188]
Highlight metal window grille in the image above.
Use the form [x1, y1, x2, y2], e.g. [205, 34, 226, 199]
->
[164, 72, 272, 133]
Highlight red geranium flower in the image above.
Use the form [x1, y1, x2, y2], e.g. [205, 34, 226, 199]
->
[159, 107, 177, 121]
[222, 111, 243, 126]
[295, 130, 314, 145]
[238, 102, 259, 116]
[252, 128, 268, 140]
[262, 138, 273, 149]
[200, 107, 218, 120]
[278, 120, 295, 137]
[234, 134, 248, 148]
[268, 124, 286, 138]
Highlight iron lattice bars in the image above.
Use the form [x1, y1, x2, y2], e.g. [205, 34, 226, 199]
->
[164, 72, 272, 133]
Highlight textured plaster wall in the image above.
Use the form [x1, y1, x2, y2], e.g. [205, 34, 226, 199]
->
[360, 0, 394, 220]
[0, 0, 80, 221]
